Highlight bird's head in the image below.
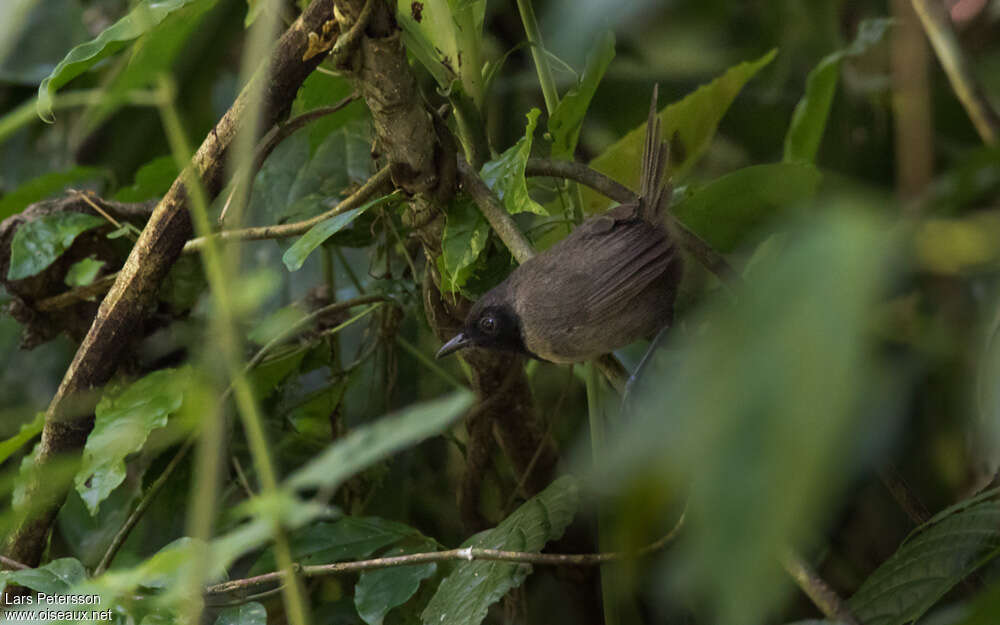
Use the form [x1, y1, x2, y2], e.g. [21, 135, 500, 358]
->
[436, 290, 528, 359]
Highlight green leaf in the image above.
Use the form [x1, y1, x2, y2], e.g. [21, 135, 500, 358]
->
[287, 390, 474, 492]
[548, 31, 615, 159]
[671, 162, 822, 252]
[36, 0, 204, 121]
[7, 211, 105, 280]
[254, 516, 427, 574]
[113, 155, 178, 202]
[848, 499, 1000, 625]
[441, 193, 490, 293]
[0, 558, 86, 596]
[480, 108, 547, 215]
[0, 166, 107, 220]
[247, 344, 308, 400]
[75, 367, 191, 516]
[215, 602, 267, 625]
[0, 412, 43, 464]
[65, 256, 106, 287]
[583, 49, 777, 214]
[356, 544, 437, 625]
[282, 195, 393, 272]
[421, 475, 579, 625]
[784, 19, 891, 164]
[607, 209, 894, 625]
[394, 0, 486, 92]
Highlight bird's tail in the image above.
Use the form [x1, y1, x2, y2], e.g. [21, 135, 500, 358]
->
[639, 85, 671, 223]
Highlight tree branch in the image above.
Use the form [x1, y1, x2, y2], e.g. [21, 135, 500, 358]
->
[781, 549, 859, 625]
[3, 0, 344, 569]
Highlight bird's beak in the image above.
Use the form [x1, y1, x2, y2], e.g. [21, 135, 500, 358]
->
[436, 332, 472, 359]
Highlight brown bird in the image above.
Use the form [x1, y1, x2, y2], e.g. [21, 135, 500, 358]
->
[437, 87, 682, 363]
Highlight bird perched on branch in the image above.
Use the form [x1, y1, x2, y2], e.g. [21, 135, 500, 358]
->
[437, 87, 682, 364]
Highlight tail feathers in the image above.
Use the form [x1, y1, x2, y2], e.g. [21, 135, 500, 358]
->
[639, 84, 671, 222]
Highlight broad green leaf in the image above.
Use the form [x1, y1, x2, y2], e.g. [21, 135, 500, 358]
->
[672, 162, 822, 252]
[441, 193, 490, 293]
[7, 211, 105, 280]
[0, 558, 86, 595]
[282, 195, 393, 272]
[480, 108, 547, 215]
[113, 155, 178, 202]
[421, 475, 579, 625]
[247, 344, 307, 400]
[253, 516, 427, 574]
[215, 602, 266, 625]
[606, 209, 894, 625]
[65, 256, 106, 287]
[75, 367, 191, 515]
[548, 31, 615, 159]
[583, 50, 776, 214]
[0, 412, 43, 464]
[0, 166, 107, 220]
[848, 499, 1000, 625]
[356, 544, 437, 625]
[36, 0, 204, 121]
[287, 391, 473, 492]
[784, 19, 891, 164]
[395, 0, 486, 94]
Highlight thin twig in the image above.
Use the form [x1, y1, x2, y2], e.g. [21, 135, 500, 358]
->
[0, 555, 30, 571]
[33, 168, 394, 312]
[205, 515, 685, 596]
[187, 165, 393, 251]
[95, 437, 195, 574]
[910, 0, 999, 145]
[525, 158, 740, 286]
[781, 548, 860, 625]
[219, 94, 358, 223]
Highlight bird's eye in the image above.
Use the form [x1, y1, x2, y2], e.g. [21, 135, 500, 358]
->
[478, 315, 499, 335]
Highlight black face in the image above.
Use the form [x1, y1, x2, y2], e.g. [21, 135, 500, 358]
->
[436, 303, 529, 359]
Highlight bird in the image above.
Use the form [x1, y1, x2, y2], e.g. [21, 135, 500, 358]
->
[436, 87, 682, 364]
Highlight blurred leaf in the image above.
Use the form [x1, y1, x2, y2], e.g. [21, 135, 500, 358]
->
[421, 475, 579, 625]
[248, 344, 307, 400]
[356, 544, 438, 625]
[215, 602, 266, 625]
[254, 516, 427, 574]
[244, 0, 264, 26]
[0, 412, 43, 464]
[36, 0, 204, 121]
[290, 71, 365, 152]
[956, 576, 1000, 625]
[849, 499, 1000, 625]
[113, 155, 178, 202]
[0, 0, 88, 84]
[584, 50, 777, 214]
[672, 162, 822, 252]
[75, 367, 191, 516]
[288, 390, 473, 492]
[6, 211, 104, 280]
[480, 108, 547, 215]
[247, 303, 309, 346]
[282, 195, 394, 272]
[58, 481, 139, 568]
[607, 209, 894, 625]
[0, 166, 107, 220]
[0, 558, 86, 595]
[548, 31, 615, 160]
[159, 253, 206, 313]
[440, 193, 489, 293]
[287, 381, 347, 439]
[64, 256, 105, 287]
[784, 19, 891, 164]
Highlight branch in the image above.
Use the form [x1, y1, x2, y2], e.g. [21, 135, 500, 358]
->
[206, 516, 684, 596]
[910, 0, 1000, 145]
[781, 549, 859, 625]
[3, 0, 343, 569]
[457, 159, 536, 264]
[525, 158, 740, 286]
